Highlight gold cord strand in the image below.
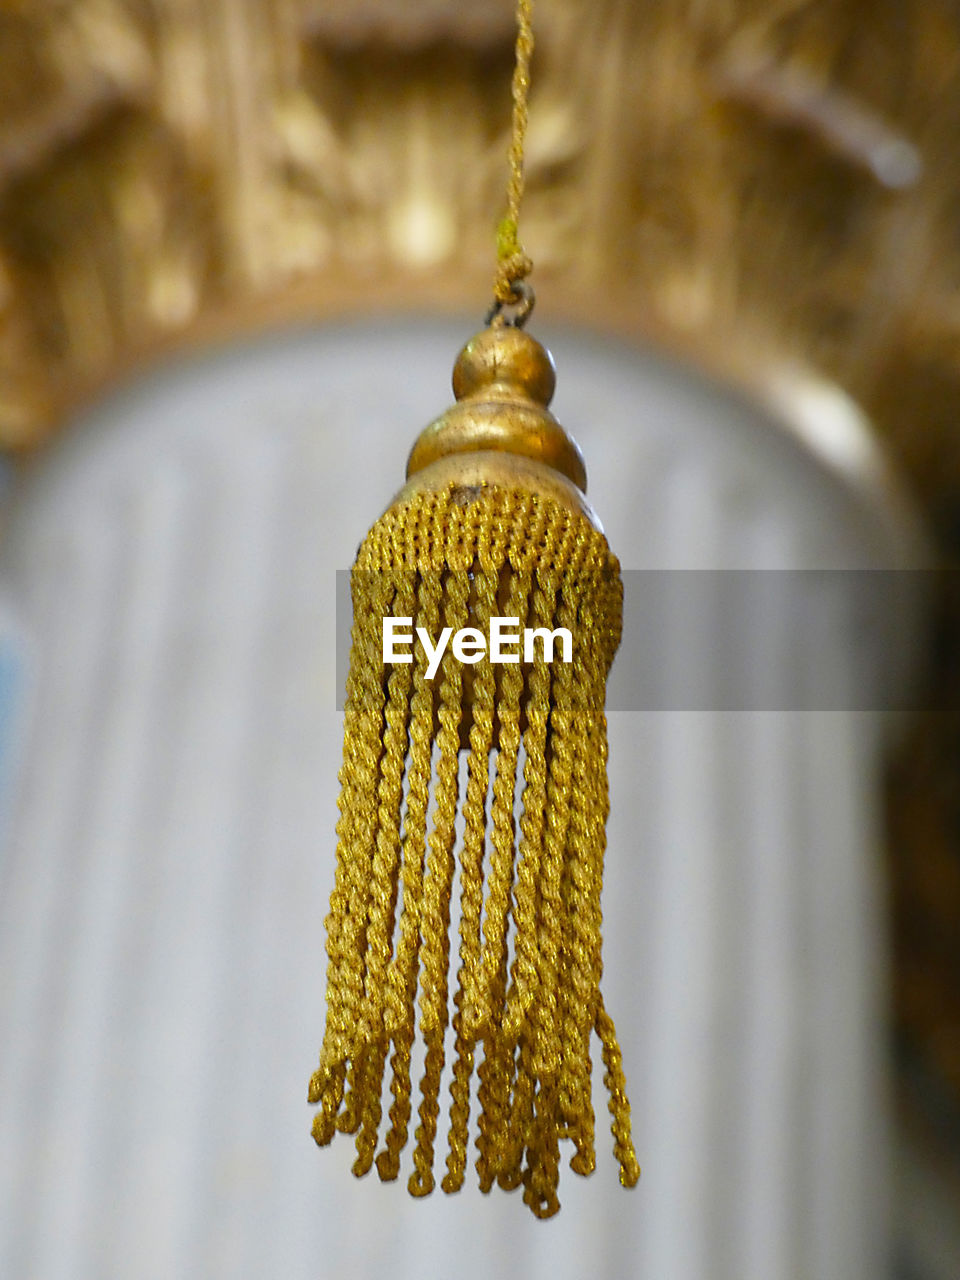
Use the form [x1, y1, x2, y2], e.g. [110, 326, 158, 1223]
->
[580, 578, 640, 1189]
[443, 553, 498, 1193]
[409, 558, 470, 1196]
[351, 568, 414, 1175]
[309, 570, 390, 1142]
[335, 575, 396, 1142]
[550, 588, 595, 1175]
[376, 564, 441, 1181]
[518, 571, 564, 1218]
[475, 557, 532, 1191]
[493, 0, 535, 308]
[498, 526, 553, 1198]
[597, 994, 642, 1188]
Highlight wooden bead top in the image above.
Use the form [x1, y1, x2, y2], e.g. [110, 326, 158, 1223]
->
[452, 326, 556, 407]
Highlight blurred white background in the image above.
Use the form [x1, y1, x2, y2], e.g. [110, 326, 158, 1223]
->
[0, 318, 934, 1278]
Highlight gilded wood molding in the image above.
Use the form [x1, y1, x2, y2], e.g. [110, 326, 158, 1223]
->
[0, 0, 958, 512]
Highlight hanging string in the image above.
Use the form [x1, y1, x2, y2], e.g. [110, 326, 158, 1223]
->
[491, 0, 535, 322]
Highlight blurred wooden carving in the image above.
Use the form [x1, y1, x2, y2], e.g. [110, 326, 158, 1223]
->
[305, 0, 517, 49]
[1, 0, 959, 506]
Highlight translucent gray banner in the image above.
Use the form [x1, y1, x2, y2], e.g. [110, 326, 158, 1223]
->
[335, 569, 927, 711]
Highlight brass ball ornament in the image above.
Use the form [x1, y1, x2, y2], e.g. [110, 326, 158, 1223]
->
[398, 324, 595, 528]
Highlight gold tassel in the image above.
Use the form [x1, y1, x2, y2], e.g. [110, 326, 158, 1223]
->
[309, 322, 640, 1218]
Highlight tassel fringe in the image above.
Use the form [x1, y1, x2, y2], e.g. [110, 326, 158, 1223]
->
[309, 483, 640, 1218]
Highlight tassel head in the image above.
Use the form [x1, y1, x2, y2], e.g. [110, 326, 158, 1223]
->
[310, 324, 639, 1218]
[400, 323, 596, 529]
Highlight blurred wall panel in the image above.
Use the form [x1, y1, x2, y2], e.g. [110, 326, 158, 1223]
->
[0, 320, 920, 1278]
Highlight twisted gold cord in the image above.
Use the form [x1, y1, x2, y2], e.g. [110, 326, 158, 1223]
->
[493, 0, 535, 307]
[311, 484, 639, 1217]
[443, 558, 497, 1193]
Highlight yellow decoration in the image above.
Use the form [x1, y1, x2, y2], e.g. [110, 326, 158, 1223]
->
[309, 0, 639, 1220]
[309, 325, 640, 1217]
